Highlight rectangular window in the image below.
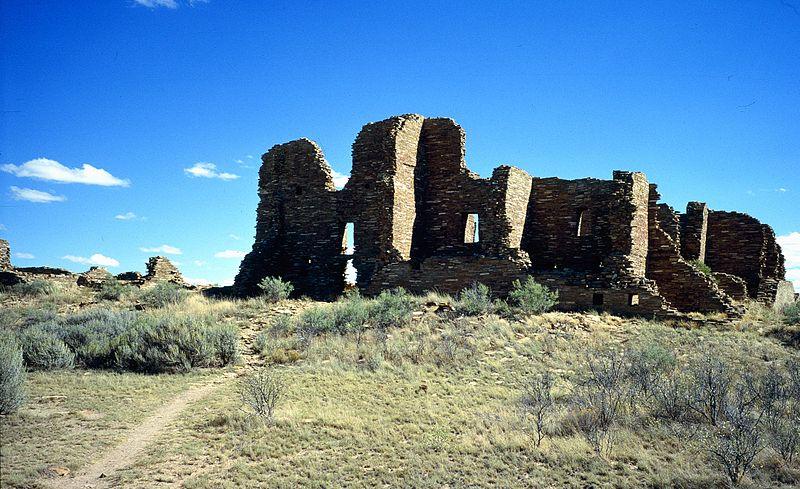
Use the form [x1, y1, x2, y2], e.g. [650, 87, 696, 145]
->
[628, 293, 639, 306]
[464, 213, 479, 243]
[592, 292, 604, 306]
[343, 222, 354, 255]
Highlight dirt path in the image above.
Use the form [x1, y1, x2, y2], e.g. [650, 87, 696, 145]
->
[49, 377, 227, 489]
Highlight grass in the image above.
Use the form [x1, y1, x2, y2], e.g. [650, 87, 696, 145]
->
[1, 285, 798, 488]
[0, 369, 216, 488]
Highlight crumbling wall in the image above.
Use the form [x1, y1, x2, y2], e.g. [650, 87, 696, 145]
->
[680, 202, 708, 262]
[0, 239, 10, 271]
[705, 211, 785, 300]
[77, 267, 113, 288]
[235, 139, 343, 299]
[712, 272, 748, 301]
[145, 256, 186, 286]
[645, 185, 735, 313]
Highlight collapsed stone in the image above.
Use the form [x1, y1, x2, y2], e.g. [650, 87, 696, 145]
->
[234, 114, 795, 317]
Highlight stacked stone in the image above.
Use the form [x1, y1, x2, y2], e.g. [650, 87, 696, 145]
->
[712, 272, 748, 301]
[145, 256, 186, 285]
[77, 267, 113, 288]
[0, 239, 11, 271]
[680, 202, 708, 261]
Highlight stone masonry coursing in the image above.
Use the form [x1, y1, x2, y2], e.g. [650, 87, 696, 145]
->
[0, 239, 10, 272]
[234, 114, 793, 316]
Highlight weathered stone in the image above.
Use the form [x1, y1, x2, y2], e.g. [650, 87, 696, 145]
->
[0, 239, 11, 271]
[144, 256, 185, 285]
[234, 114, 791, 317]
[77, 267, 114, 288]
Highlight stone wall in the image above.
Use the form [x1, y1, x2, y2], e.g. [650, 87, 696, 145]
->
[0, 239, 10, 271]
[680, 202, 708, 262]
[145, 256, 186, 286]
[234, 113, 787, 317]
[645, 185, 736, 314]
[712, 272, 749, 301]
[705, 211, 785, 300]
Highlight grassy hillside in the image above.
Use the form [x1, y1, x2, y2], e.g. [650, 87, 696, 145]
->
[1, 280, 798, 488]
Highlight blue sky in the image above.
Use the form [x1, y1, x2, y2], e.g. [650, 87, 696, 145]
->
[1, 0, 798, 288]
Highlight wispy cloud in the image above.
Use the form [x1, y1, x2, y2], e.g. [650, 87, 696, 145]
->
[214, 249, 245, 259]
[777, 232, 800, 292]
[10, 186, 66, 203]
[115, 212, 138, 221]
[184, 162, 239, 181]
[0, 224, 7, 231]
[3, 158, 129, 186]
[331, 170, 349, 189]
[139, 244, 182, 255]
[13, 252, 34, 259]
[185, 276, 214, 286]
[63, 253, 120, 267]
[228, 234, 241, 240]
[133, 0, 178, 8]
[193, 260, 206, 267]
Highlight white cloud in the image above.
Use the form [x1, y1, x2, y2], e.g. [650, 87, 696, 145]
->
[228, 234, 241, 240]
[184, 162, 239, 181]
[331, 170, 349, 189]
[0, 224, 6, 231]
[139, 244, 182, 255]
[62, 253, 120, 267]
[13, 252, 34, 259]
[220, 277, 234, 286]
[133, 0, 178, 8]
[777, 232, 800, 292]
[193, 260, 206, 267]
[2, 158, 129, 186]
[246, 155, 254, 159]
[185, 277, 214, 286]
[214, 249, 245, 259]
[115, 212, 138, 220]
[10, 186, 66, 203]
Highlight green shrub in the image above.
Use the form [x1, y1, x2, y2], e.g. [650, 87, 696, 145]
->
[784, 302, 800, 326]
[0, 332, 26, 414]
[689, 259, 713, 277]
[295, 306, 336, 343]
[50, 310, 138, 368]
[139, 282, 190, 308]
[254, 333, 302, 364]
[509, 277, 558, 314]
[257, 276, 294, 303]
[332, 294, 371, 335]
[455, 282, 493, 316]
[9, 279, 57, 297]
[17, 325, 75, 370]
[370, 288, 415, 330]
[113, 313, 238, 373]
[97, 278, 129, 301]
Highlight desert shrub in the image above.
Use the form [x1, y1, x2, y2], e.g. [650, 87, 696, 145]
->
[294, 306, 336, 345]
[687, 356, 734, 425]
[705, 389, 766, 486]
[114, 314, 238, 373]
[50, 309, 137, 367]
[9, 279, 57, 297]
[783, 302, 800, 326]
[688, 259, 713, 277]
[97, 278, 129, 301]
[0, 332, 26, 414]
[766, 407, 800, 463]
[240, 368, 284, 421]
[255, 333, 302, 364]
[520, 372, 556, 447]
[332, 294, 371, 336]
[626, 343, 675, 403]
[17, 325, 75, 370]
[570, 350, 628, 457]
[509, 277, 558, 314]
[433, 330, 472, 367]
[370, 287, 415, 330]
[139, 282, 190, 308]
[455, 282, 493, 316]
[257, 276, 294, 303]
[651, 371, 691, 421]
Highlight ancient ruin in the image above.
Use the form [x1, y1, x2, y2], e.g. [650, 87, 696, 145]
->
[235, 114, 795, 317]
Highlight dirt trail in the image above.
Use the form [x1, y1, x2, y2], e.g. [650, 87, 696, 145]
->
[49, 378, 226, 489]
[43, 304, 303, 488]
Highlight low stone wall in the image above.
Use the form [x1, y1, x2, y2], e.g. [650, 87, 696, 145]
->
[712, 272, 748, 301]
[757, 279, 797, 310]
[0, 239, 10, 271]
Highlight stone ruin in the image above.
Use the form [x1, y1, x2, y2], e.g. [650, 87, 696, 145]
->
[234, 114, 796, 317]
[0, 241, 188, 290]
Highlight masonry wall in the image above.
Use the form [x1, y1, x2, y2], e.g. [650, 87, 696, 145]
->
[235, 139, 343, 299]
[705, 211, 785, 300]
[645, 185, 735, 313]
[0, 239, 10, 271]
[680, 202, 708, 262]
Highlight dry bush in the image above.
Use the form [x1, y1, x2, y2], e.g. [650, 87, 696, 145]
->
[520, 372, 556, 447]
[240, 368, 285, 422]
